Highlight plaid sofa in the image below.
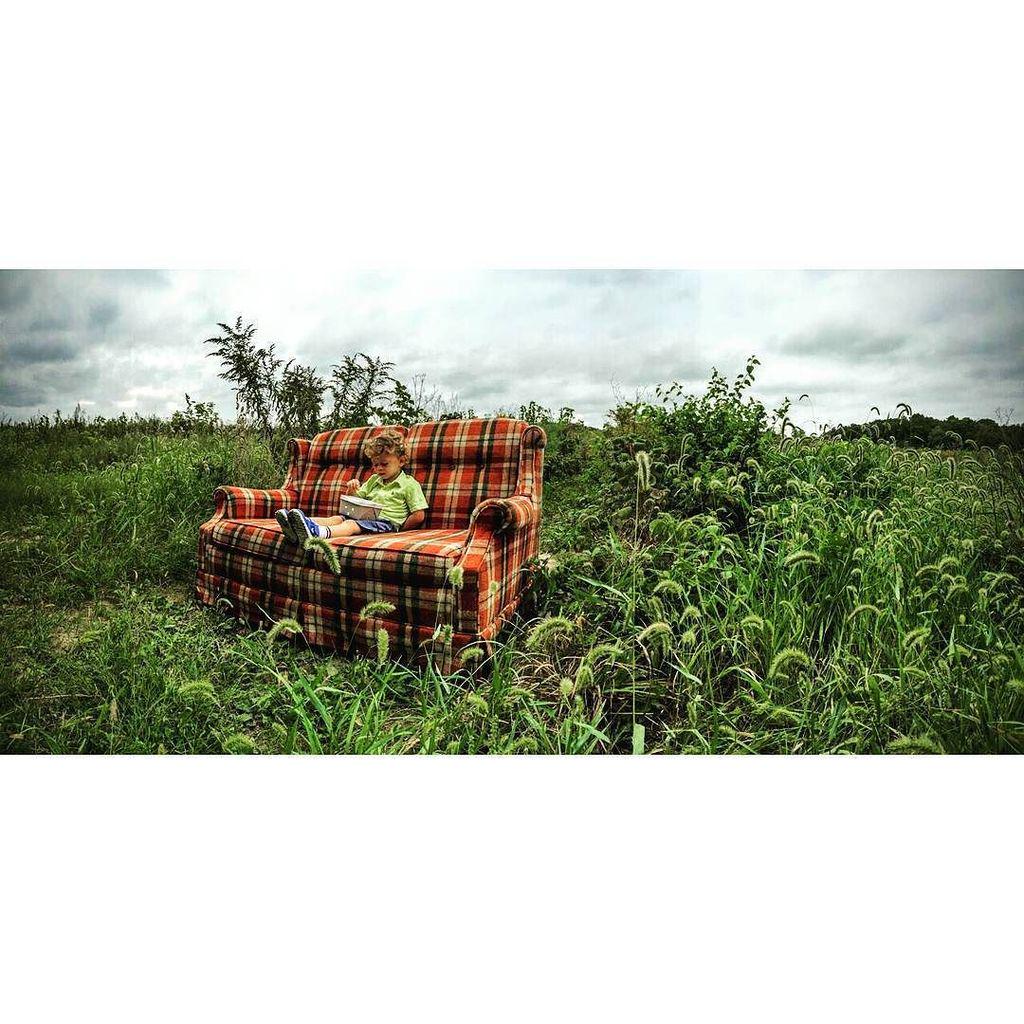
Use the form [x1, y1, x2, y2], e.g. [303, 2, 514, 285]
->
[195, 418, 546, 669]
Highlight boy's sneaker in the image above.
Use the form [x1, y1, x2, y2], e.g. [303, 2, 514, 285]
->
[288, 508, 326, 542]
[275, 509, 299, 543]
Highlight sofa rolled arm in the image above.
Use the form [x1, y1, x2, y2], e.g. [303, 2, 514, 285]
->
[283, 438, 311, 491]
[213, 486, 297, 520]
[467, 495, 538, 537]
[523, 424, 547, 449]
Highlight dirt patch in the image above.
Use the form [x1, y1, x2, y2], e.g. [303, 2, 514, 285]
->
[47, 584, 194, 652]
[156, 583, 193, 605]
[50, 599, 115, 652]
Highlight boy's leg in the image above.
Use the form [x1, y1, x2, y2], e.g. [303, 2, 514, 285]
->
[289, 509, 369, 540]
[314, 515, 362, 537]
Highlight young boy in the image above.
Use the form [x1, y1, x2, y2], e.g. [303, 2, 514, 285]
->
[275, 429, 428, 542]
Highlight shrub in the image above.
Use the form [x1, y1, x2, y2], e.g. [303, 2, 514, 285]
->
[600, 356, 789, 533]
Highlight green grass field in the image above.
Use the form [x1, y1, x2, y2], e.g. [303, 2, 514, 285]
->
[3, 382, 1022, 754]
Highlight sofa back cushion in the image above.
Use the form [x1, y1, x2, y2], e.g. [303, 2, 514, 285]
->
[405, 418, 527, 529]
[293, 418, 536, 527]
[296, 425, 408, 516]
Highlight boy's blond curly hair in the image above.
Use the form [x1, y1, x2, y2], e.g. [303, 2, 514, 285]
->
[362, 428, 407, 460]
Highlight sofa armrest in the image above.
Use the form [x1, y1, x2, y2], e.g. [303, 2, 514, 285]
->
[456, 496, 540, 634]
[213, 486, 297, 520]
[466, 495, 538, 538]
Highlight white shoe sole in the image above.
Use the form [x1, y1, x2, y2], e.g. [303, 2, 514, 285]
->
[288, 508, 315, 543]
[275, 509, 298, 543]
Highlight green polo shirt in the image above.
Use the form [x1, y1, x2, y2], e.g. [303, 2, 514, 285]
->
[356, 471, 429, 526]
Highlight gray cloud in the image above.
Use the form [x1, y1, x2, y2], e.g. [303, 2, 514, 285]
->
[28, 314, 71, 332]
[0, 273, 33, 312]
[0, 270, 1021, 429]
[88, 300, 120, 328]
[0, 379, 47, 407]
[778, 324, 910, 360]
[4, 336, 79, 364]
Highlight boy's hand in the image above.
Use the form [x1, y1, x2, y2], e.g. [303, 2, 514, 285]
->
[401, 509, 426, 531]
[344, 479, 360, 495]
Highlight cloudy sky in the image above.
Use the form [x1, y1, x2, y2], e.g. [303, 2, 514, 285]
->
[1, 269, 1021, 430]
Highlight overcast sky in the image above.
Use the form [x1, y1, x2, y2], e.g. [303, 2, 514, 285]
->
[1, 269, 1021, 430]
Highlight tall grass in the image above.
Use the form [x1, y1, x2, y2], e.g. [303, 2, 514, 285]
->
[3, 370, 1022, 754]
[530, 434, 1024, 752]
[0, 429, 280, 604]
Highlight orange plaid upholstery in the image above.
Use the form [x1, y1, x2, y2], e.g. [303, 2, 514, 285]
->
[195, 418, 546, 668]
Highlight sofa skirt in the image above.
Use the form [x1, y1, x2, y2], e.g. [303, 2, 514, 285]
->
[195, 569, 523, 672]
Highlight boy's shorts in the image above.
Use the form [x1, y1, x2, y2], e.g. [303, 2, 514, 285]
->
[341, 513, 398, 534]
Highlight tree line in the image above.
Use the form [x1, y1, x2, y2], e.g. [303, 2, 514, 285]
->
[830, 409, 1023, 451]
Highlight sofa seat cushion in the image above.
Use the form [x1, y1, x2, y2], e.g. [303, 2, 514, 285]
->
[202, 518, 467, 586]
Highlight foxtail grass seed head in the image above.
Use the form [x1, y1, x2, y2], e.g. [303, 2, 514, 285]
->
[783, 550, 821, 569]
[559, 676, 575, 699]
[768, 647, 812, 680]
[376, 628, 389, 663]
[267, 617, 303, 643]
[768, 706, 803, 725]
[465, 692, 488, 716]
[459, 645, 485, 665]
[574, 663, 595, 692]
[525, 615, 579, 651]
[653, 578, 684, 598]
[635, 450, 652, 491]
[359, 600, 397, 621]
[584, 642, 625, 667]
[637, 621, 673, 651]
[432, 624, 453, 646]
[886, 735, 943, 755]
[303, 535, 341, 574]
[446, 565, 465, 590]
[687, 697, 700, 727]
[846, 603, 883, 623]
[109, 696, 118, 724]
[902, 626, 930, 650]
[223, 733, 256, 754]
[176, 679, 219, 708]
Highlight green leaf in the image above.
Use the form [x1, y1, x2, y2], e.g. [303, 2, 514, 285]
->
[632, 722, 646, 755]
[577, 575, 630, 603]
